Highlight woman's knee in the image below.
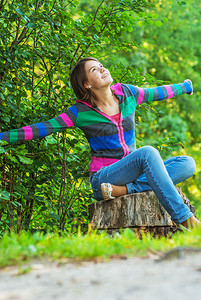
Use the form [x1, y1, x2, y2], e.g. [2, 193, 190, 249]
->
[183, 156, 196, 176]
[138, 145, 160, 158]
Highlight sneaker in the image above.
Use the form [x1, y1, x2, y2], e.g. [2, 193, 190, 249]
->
[101, 183, 115, 201]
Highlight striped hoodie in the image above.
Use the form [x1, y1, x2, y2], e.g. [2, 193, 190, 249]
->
[0, 80, 193, 172]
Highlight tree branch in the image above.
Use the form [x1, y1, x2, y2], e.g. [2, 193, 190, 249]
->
[84, 0, 105, 37]
[33, 55, 61, 89]
[69, 0, 105, 68]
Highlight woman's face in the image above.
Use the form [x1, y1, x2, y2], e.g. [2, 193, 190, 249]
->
[84, 60, 113, 90]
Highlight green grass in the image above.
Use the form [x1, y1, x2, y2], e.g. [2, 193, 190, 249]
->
[0, 227, 201, 268]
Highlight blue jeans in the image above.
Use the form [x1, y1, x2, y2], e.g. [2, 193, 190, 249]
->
[90, 146, 196, 224]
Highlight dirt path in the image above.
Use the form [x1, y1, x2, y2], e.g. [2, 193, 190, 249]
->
[0, 251, 201, 300]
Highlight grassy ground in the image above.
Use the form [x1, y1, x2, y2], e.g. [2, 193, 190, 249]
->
[0, 227, 201, 268]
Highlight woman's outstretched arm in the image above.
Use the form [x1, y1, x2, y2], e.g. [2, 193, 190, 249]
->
[126, 79, 193, 106]
[0, 105, 77, 144]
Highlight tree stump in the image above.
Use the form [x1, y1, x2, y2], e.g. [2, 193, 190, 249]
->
[88, 188, 196, 237]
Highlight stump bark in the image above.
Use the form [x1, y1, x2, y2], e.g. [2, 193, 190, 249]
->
[88, 188, 196, 237]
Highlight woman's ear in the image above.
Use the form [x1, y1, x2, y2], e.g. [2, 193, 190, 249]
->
[84, 82, 91, 89]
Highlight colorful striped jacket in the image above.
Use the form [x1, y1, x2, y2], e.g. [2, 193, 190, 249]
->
[0, 80, 193, 172]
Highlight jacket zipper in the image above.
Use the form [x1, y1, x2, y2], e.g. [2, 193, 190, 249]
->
[117, 120, 129, 157]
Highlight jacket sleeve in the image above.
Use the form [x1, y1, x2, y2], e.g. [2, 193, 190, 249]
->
[127, 79, 193, 106]
[0, 105, 78, 144]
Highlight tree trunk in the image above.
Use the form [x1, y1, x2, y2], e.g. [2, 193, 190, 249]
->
[88, 188, 196, 237]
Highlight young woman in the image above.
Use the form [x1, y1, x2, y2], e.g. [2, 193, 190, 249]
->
[0, 57, 200, 230]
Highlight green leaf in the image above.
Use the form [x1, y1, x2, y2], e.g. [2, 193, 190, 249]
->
[155, 20, 162, 27]
[128, 26, 133, 33]
[50, 213, 60, 220]
[16, 8, 24, 15]
[0, 190, 10, 201]
[163, 17, 168, 23]
[3, 82, 12, 88]
[0, 92, 5, 100]
[1, 116, 10, 122]
[0, 147, 5, 154]
[7, 155, 19, 163]
[147, 13, 153, 18]
[45, 136, 57, 144]
[177, 1, 186, 5]
[17, 155, 33, 164]
[21, 15, 30, 22]
[28, 23, 36, 29]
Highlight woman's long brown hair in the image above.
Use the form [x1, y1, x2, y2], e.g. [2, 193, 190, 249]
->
[70, 57, 99, 107]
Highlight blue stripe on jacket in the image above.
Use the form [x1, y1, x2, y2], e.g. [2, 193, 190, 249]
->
[156, 87, 164, 100]
[124, 129, 135, 146]
[127, 85, 135, 97]
[184, 82, 191, 93]
[36, 123, 47, 138]
[88, 134, 121, 151]
[69, 105, 78, 117]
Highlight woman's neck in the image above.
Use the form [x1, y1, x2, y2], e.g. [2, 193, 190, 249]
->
[94, 87, 114, 107]
[93, 86, 119, 116]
